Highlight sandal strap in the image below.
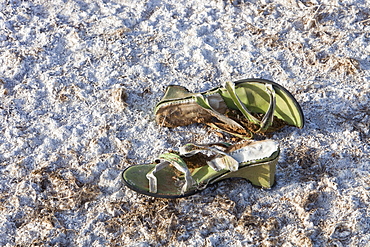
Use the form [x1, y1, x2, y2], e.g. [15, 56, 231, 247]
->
[194, 93, 246, 132]
[179, 143, 239, 172]
[225, 81, 261, 124]
[225, 81, 277, 132]
[146, 153, 196, 194]
[259, 84, 276, 131]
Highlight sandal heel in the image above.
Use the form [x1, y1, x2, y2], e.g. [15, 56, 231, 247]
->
[212, 158, 278, 188]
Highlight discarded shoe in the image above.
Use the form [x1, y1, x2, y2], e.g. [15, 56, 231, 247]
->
[155, 78, 304, 138]
[122, 139, 279, 198]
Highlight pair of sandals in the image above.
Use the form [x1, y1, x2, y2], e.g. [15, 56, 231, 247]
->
[122, 79, 304, 198]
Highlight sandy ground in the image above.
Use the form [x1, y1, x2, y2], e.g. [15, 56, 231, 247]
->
[0, 0, 369, 246]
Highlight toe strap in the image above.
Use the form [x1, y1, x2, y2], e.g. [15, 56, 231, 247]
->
[146, 153, 196, 194]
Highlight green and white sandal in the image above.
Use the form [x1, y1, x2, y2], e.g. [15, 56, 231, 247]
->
[122, 139, 280, 198]
[155, 78, 304, 138]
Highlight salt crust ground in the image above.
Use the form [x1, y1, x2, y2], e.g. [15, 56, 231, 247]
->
[0, 0, 369, 246]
